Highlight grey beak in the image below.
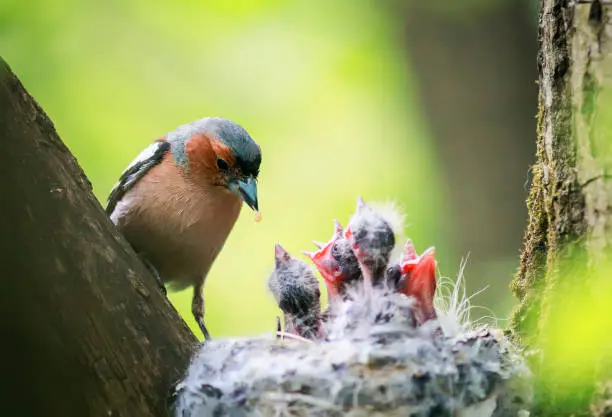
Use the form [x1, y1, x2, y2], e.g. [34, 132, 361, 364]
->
[235, 176, 258, 211]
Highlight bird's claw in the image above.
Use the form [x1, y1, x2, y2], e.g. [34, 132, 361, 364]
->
[140, 256, 168, 296]
[196, 317, 212, 341]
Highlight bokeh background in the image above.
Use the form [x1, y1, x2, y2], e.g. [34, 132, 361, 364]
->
[0, 0, 538, 339]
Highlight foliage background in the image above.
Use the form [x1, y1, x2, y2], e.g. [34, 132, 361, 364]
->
[0, 0, 537, 339]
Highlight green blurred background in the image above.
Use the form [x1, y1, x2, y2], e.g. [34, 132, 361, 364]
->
[0, 0, 538, 339]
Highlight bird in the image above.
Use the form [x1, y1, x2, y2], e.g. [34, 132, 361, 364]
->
[105, 117, 261, 340]
[268, 244, 321, 340]
[344, 197, 396, 287]
[396, 241, 438, 325]
[303, 220, 361, 303]
[306, 198, 397, 304]
[381, 239, 419, 292]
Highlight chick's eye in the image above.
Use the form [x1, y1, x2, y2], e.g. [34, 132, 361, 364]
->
[216, 158, 229, 170]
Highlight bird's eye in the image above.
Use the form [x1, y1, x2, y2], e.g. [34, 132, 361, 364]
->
[216, 158, 229, 171]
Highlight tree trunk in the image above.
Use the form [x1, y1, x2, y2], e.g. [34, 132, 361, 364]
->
[510, 0, 612, 415]
[0, 57, 197, 417]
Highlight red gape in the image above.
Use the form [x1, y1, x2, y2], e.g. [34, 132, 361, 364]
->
[304, 220, 345, 302]
[398, 244, 438, 324]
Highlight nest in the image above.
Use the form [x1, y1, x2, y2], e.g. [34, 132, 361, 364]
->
[171, 199, 531, 417]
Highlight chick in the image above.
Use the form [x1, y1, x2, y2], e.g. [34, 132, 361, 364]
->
[397, 242, 438, 325]
[304, 220, 362, 302]
[268, 244, 321, 340]
[345, 197, 396, 287]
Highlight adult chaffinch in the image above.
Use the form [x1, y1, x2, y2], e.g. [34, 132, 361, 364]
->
[106, 117, 261, 340]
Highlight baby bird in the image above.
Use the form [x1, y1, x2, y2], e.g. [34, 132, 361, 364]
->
[304, 220, 361, 302]
[268, 244, 321, 340]
[106, 117, 261, 340]
[383, 238, 419, 291]
[345, 197, 396, 287]
[397, 241, 438, 324]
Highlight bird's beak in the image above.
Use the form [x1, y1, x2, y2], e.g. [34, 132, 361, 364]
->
[230, 176, 258, 211]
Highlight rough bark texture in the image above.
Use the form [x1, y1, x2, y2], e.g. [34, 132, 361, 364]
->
[510, 1, 612, 415]
[0, 57, 198, 417]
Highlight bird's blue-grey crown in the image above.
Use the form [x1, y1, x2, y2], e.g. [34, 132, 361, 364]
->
[167, 117, 261, 212]
[106, 117, 262, 216]
[168, 117, 261, 177]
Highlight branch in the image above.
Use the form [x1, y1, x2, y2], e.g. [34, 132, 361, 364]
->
[0, 57, 197, 417]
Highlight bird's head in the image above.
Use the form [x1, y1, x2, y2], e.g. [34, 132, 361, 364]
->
[304, 220, 361, 300]
[397, 242, 437, 324]
[170, 117, 262, 212]
[345, 197, 396, 280]
[269, 244, 321, 316]
[268, 244, 322, 339]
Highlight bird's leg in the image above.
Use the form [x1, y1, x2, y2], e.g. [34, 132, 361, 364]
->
[192, 281, 212, 341]
[140, 256, 167, 296]
[275, 316, 282, 339]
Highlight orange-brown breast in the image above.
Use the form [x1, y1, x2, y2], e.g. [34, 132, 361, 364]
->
[111, 151, 242, 289]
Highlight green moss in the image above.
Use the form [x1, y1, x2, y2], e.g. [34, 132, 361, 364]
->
[508, 1, 612, 415]
[509, 96, 549, 346]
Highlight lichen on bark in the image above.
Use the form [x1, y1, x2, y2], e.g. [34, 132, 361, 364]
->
[510, 0, 585, 347]
[510, 0, 612, 415]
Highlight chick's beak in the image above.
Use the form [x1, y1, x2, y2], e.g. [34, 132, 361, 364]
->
[230, 176, 258, 211]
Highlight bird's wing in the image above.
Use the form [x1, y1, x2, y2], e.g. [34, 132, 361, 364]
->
[105, 140, 171, 215]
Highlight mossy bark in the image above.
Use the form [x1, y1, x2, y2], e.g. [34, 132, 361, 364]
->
[510, 1, 612, 415]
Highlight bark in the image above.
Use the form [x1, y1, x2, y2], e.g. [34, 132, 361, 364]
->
[510, 0, 612, 415]
[0, 57, 197, 417]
